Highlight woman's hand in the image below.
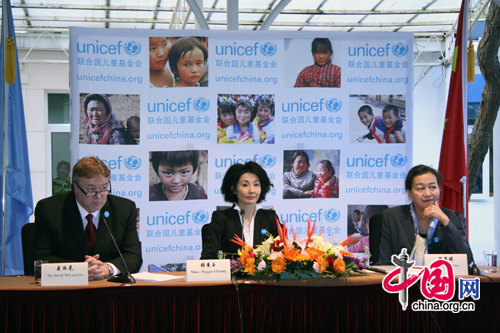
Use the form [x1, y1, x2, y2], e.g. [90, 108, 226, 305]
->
[423, 201, 449, 226]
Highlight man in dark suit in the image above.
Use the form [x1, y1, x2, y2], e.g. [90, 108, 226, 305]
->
[32, 156, 142, 280]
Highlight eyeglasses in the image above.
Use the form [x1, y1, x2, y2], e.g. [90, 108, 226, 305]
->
[74, 182, 112, 197]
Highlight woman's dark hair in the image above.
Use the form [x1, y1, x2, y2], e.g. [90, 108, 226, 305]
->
[168, 37, 208, 75]
[218, 101, 235, 121]
[83, 93, 111, 116]
[221, 161, 273, 204]
[290, 150, 310, 167]
[57, 160, 70, 170]
[151, 150, 199, 175]
[358, 105, 373, 115]
[311, 38, 333, 55]
[318, 159, 335, 176]
[405, 164, 441, 192]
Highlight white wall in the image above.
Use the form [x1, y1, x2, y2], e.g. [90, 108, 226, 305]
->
[20, 50, 493, 264]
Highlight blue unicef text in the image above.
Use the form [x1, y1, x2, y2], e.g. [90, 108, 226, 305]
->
[348, 43, 391, 57]
[147, 211, 192, 225]
[77, 40, 124, 55]
[215, 42, 260, 56]
[148, 98, 194, 113]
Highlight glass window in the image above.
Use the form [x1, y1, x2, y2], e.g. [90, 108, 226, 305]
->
[48, 93, 70, 124]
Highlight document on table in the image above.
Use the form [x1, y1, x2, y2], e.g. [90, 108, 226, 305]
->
[132, 272, 185, 282]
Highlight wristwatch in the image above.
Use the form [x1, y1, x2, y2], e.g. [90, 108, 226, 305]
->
[107, 263, 114, 277]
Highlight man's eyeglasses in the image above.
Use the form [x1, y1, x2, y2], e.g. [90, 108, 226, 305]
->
[74, 182, 112, 197]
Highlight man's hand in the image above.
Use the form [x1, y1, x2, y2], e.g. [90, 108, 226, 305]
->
[85, 254, 109, 281]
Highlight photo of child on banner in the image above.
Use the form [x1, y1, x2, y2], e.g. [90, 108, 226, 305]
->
[349, 94, 407, 144]
[283, 149, 340, 199]
[149, 36, 208, 88]
[149, 150, 208, 201]
[285, 37, 341, 88]
[217, 94, 275, 144]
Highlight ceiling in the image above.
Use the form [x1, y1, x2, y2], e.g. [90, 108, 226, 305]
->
[3, 0, 485, 66]
[5, 0, 466, 35]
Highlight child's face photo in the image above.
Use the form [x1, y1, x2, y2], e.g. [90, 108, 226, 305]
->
[358, 111, 373, 127]
[315, 162, 333, 182]
[149, 37, 170, 71]
[382, 110, 398, 128]
[175, 47, 205, 86]
[86, 100, 107, 126]
[128, 123, 140, 138]
[313, 45, 332, 67]
[353, 211, 360, 222]
[257, 105, 271, 123]
[219, 109, 235, 127]
[235, 105, 251, 125]
[291, 156, 308, 174]
[157, 162, 194, 194]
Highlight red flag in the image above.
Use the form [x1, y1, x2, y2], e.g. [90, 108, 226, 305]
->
[438, 0, 468, 216]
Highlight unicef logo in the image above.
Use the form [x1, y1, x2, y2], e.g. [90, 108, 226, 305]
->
[124, 41, 142, 56]
[260, 42, 277, 57]
[324, 209, 340, 223]
[193, 210, 209, 225]
[124, 156, 142, 170]
[391, 43, 408, 57]
[259, 154, 276, 168]
[390, 154, 407, 168]
[194, 98, 210, 112]
[326, 98, 342, 113]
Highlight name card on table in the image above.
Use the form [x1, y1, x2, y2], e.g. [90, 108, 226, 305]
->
[424, 254, 468, 276]
[186, 260, 231, 282]
[41, 263, 88, 286]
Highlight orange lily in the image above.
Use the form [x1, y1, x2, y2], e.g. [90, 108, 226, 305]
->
[304, 219, 317, 249]
[340, 234, 359, 247]
[276, 217, 287, 243]
[283, 243, 300, 261]
[231, 234, 253, 250]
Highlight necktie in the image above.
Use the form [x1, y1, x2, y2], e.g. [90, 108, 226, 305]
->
[85, 214, 97, 255]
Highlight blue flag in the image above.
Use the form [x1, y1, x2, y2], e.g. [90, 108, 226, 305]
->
[1, 0, 34, 275]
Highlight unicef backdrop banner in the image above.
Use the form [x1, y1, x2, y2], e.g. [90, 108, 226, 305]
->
[70, 28, 413, 271]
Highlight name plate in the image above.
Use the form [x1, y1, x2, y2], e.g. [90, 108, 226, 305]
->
[41, 263, 88, 286]
[186, 260, 231, 282]
[424, 254, 468, 276]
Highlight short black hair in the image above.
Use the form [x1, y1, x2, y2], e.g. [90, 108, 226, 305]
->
[353, 209, 361, 215]
[220, 161, 273, 204]
[382, 104, 399, 117]
[218, 101, 235, 118]
[290, 150, 310, 167]
[57, 160, 70, 170]
[151, 150, 199, 176]
[317, 160, 335, 176]
[405, 164, 441, 192]
[358, 105, 373, 115]
[311, 38, 333, 55]
[168, 37, 208, 75]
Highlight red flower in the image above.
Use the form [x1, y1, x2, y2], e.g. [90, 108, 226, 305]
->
[270, 240, 284, 252]
[326, 256, 335, 270]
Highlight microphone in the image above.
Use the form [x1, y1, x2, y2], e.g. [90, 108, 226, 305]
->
[232, 275, 245, 333]
[101, 211, 136, 284]
[240, 209, 245, 242]
[455, 210, 482, 276]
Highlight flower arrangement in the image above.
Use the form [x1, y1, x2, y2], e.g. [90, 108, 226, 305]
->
[230, 219, 368, 280]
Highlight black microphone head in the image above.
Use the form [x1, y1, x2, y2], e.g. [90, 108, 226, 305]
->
[241, 209, 245, 216]
[455, 210, 461, 217]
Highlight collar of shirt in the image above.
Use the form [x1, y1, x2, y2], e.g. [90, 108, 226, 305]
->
[234, 204, 262, 247]
[410, 203, 437, 245]
[233, 122, 254, 135]
[76, 199, 100, 230]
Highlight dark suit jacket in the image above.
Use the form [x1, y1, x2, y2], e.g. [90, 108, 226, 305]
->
[32, 192, 142, 274]
[200, 208, 280, 259]
[377, 205, 471, 265]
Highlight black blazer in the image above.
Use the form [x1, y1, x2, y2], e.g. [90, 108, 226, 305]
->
[377, 205, 471, 265]
[200, 208, 280, 259]
[32, 192, 142, 274]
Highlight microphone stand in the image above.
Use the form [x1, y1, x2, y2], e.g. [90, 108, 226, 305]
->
[455, 211, 482, 276]
[102, 213, 136, 284]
